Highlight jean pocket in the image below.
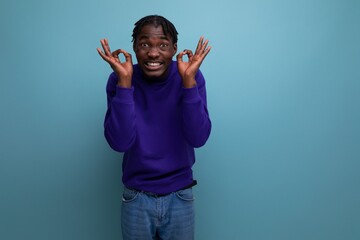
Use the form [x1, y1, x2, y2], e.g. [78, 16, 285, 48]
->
[175, 188, 195, 201]
[122, 188, 140, 203]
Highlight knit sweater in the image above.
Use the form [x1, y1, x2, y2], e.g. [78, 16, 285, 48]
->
[104, 61, 211, 194]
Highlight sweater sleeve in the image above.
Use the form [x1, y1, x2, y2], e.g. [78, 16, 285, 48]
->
[104, 73, 136, 152]
[182, 70, 212, 148]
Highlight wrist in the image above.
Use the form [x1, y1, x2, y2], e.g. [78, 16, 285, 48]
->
[116, 74, 132, 88]
[117, 79, 132, 88]
[182, 78, 196, 88]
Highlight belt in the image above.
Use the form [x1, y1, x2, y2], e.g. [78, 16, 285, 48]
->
[128, 180, 197, 197]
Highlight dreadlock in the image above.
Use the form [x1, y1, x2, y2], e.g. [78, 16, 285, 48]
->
[132, 15, 178, 45]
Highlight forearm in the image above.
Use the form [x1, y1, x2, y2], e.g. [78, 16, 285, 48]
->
[182, 86, 212, 147]
[104, 87, 136, 152]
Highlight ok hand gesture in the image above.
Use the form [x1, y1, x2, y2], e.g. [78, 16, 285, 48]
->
[97, 39, 133, 88]
[177, 36, 211, 88]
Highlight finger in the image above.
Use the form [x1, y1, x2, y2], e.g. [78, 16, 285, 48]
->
[195, 36, 204, 53]
[111, 49, 133, 64]
[200, 39, 209, 54]
[120, 49, 133, 64]
[195, 46, 211, 64]
[111, 49, 122, 63]
[105, 39, 113, 55]
[101, 39, 112, 56]
[100, 39, 106, 50]
[183, 49, 194, 62]
[202, 45, 212, 59]
[97, 47, 110, 61]
[178, 49, 193, 61]
[196, 38, 209, 56]
[100, 39, 108, 56]
[184, 49, 193, 58]
[176, 51, 186, 62]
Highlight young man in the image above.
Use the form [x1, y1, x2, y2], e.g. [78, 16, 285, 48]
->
[97, 15, 211, 240]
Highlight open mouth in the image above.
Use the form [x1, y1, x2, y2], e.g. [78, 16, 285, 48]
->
[145, 61, 163, 69]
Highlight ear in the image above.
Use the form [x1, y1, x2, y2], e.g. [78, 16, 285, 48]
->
[173, 43, 178, 56]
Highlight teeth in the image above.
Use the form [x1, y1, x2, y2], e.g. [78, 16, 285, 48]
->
[147, 62, 161, 66]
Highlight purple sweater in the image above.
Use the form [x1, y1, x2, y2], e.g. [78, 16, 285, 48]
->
[104, 61, 211, 194]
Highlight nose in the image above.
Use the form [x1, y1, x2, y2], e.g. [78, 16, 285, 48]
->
[148, 47, 160, 58]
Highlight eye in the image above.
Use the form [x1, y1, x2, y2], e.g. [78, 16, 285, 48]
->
[159, 43, 169, 50]
[140, 43, 150, 48]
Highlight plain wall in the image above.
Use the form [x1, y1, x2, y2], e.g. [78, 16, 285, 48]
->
[1, 0, 359, 239]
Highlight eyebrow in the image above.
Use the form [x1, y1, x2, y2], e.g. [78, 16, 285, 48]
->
[138, 35, 170, 41]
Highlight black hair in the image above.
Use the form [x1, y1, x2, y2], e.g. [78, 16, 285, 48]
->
[132, 15, 178, 45]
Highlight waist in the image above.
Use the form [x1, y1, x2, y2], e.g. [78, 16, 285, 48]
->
[127, 180, 197, 197]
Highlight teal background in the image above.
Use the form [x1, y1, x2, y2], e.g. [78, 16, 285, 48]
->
[1, 0, 359, 239]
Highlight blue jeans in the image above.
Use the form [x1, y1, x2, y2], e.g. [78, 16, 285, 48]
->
[121, 187, 195, 240]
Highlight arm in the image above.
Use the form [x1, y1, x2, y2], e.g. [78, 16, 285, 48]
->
[177, 37, 212, 147]
[97, 39, 136, 151]
[182, 71, 212, 148]
[103, 74, 136, 152]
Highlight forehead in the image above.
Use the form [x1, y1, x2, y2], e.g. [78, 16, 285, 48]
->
[137, 24, 171, 41]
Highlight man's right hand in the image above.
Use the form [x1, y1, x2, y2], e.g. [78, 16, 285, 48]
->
[97, 39, 133, 88]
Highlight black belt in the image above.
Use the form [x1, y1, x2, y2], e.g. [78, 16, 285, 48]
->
[128, 180, 197, 197]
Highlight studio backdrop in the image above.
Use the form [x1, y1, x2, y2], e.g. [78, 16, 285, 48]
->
[1, 0, 359, 239]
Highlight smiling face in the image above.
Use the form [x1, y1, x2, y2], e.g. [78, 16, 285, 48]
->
[133, 24, 177, 81]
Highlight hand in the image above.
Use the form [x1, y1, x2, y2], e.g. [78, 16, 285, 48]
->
[97, 39, 133, 88]
[177, 36, 211, 88]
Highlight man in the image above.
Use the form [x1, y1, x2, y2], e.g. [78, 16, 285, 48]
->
[97, 15, 211, 240]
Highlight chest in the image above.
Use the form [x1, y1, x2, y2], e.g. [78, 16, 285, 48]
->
[133, 79, 183, 123]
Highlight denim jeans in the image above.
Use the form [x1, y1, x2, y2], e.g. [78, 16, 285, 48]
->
[121, 187, 195, 240]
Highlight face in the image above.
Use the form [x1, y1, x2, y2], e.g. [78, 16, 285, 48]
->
[133, 24, 177, 80]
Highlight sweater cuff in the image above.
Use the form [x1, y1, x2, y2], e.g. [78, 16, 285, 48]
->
[114, 86, 134, 103]
[182, 86, 200, 103]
